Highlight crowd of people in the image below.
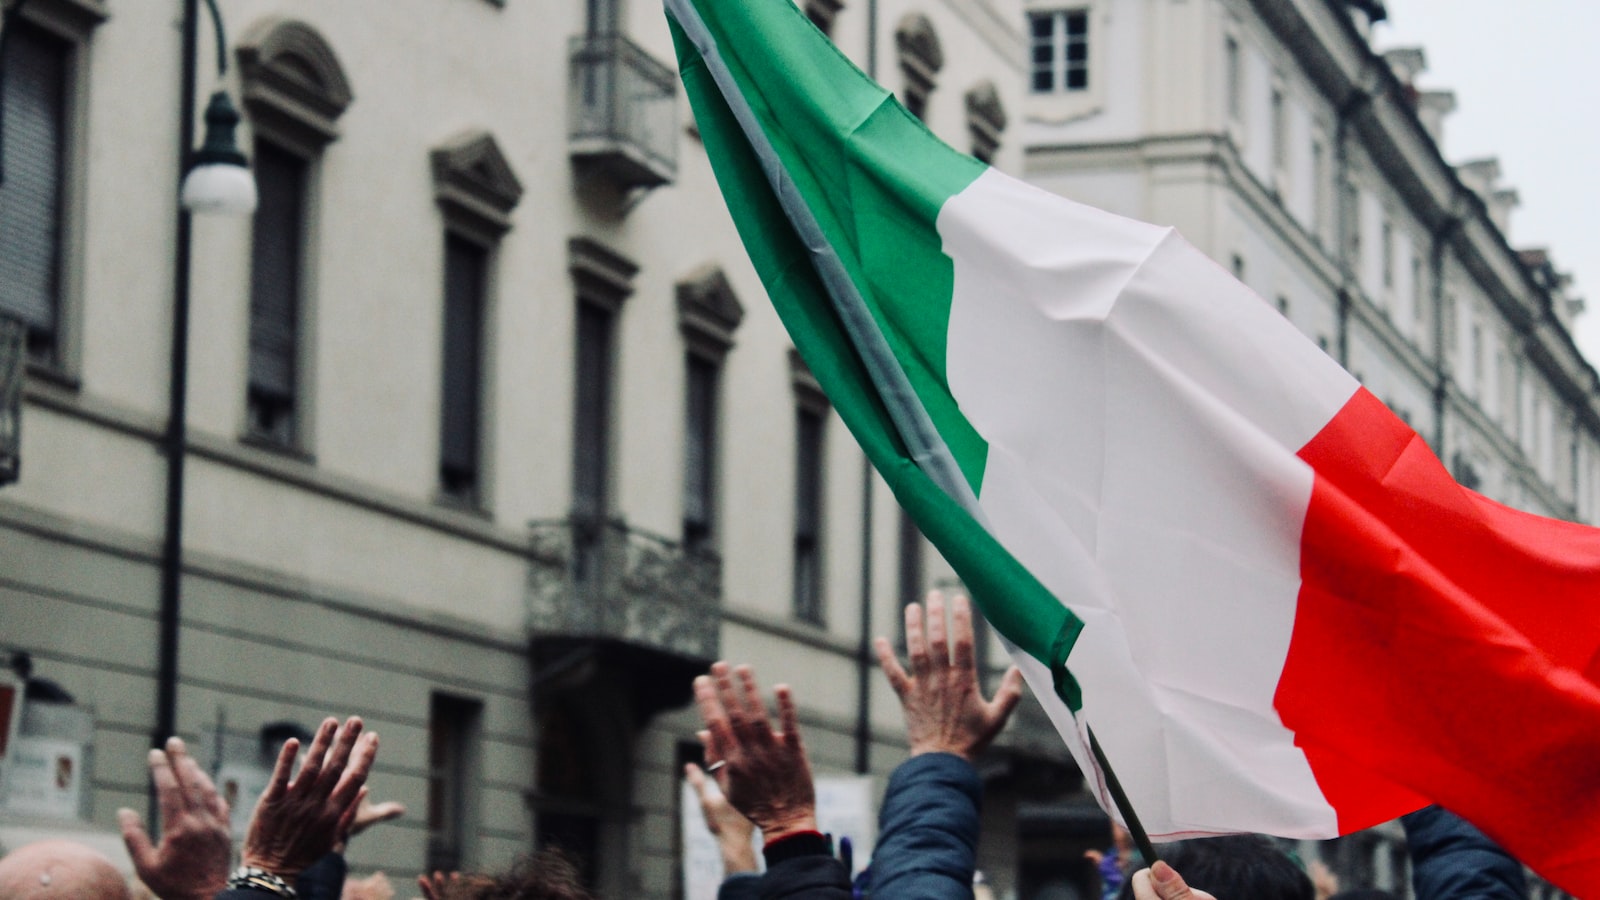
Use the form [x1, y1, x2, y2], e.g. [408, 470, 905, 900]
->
[0, 592, 1533, 899]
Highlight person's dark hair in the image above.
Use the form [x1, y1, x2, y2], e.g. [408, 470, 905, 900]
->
[1114, 835, 1313, 900]
[447, 850, 595, 900]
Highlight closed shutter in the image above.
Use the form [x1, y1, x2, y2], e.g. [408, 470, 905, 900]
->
[572, 302, 613, 521]
[0, 23, 68, 354]
[247, 143, 306, 409]
[682, 354, 716, 541]
[440, 235, 486, 497]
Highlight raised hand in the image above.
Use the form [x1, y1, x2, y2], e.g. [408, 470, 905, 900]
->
[874, 591, 1025, 761]
[686, 759, 758, 873]
[1131, 861, 1219, 900]
[692, 662, 817, 841]
[118, 737, 233, 900]
[241, 716, 379, 880]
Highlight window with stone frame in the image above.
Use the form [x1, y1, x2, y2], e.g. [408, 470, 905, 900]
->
[0, 0, 105, 369]
[676, 265, 744, 552]
[431, 131, 523, 507]
[569, 238, 636, 583]
[237, 18, 353, 450]
[1029, 9, 1088, 94]
[791, 351, 828, 625]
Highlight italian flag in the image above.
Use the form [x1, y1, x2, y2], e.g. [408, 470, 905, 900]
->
[664, 0, 1600, 891]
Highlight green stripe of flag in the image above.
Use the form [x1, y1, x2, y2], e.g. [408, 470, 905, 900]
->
[667, 0, 1084, 708]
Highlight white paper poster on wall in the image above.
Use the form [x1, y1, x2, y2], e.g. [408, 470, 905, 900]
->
[0, 737, 83, 819]
[681, 774, 875, 900]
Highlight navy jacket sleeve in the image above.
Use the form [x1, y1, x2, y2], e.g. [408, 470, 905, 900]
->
[718, 872, 762, 900]
[754, 832, 852, 900]
[870, 752, 981, 900]
[1402, 805, 1526, 900]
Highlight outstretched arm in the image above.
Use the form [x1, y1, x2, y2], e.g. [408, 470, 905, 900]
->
[869, 591, 1025, 900]
[692, 661, 851, 900]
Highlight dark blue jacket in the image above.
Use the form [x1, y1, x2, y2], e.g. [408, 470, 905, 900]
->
[1402, 805, 1526, 900]
[717, 752, 982, 899]
[870, 752, 981, 899]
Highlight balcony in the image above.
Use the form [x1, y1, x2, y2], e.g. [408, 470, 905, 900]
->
[568, 33, 678, 190]
[528, 518, 721, 710]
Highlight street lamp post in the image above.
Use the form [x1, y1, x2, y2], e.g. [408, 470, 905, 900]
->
[154, 0, 255, 771]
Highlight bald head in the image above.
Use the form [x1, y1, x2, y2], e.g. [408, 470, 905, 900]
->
[0, 840, 131, 900]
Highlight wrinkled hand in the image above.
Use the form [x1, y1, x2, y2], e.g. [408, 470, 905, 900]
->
[342, 872, 396, 900]
[693, 662, 816, 841]
[242, 716, 379, 880]
[118, 737, 233, 900]
[874, 592, 1024, 761]
[1131, 862, 1219, 900]
[686, 760, 758, 873]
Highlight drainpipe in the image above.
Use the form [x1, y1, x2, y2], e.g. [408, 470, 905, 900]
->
[854, 0, 880, 777]
[155, 0, 200, 764]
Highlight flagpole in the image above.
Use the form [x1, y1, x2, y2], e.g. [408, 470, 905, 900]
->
[1088, 725, 1159, 865]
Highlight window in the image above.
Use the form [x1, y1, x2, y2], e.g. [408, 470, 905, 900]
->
[675, 264, 744, 552]
[439, 236, 487, 503]
[683, 354, 717, 549]
[431, 131, 523, 506]
[236, 19, 353, 448]
[0, 20, 69, 364]
[1471, 323, 1485, 398]
[791, 351, 828, 625]
[1344, 183, 1362, 265]
[569, 238, 636, 577]
[246, 142, 307, 446]
[573, 301, 615, 527]
[1029, 10, 1088, 94]
[1311, 138, 1327, 241]
[805, 0, 843, 36]
[427, 693, 483, 874]
[793, 406, 825, 624]
[1224, 36, 1241, 123]
[1270, 87, 1286, 173]
[896, 14, 943, 119]
[1381, 218, 1394, 290]
[1411, 255, 1426, 327]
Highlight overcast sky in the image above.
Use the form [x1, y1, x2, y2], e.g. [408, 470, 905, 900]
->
[1377, 1, 1600, 363]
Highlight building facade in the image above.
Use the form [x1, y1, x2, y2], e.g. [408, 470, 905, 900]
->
[0, 0, 1590, 898]
[0, 0, 1104, 897]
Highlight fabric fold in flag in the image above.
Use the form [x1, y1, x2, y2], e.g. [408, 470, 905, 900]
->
[663, 0, 1600, 892]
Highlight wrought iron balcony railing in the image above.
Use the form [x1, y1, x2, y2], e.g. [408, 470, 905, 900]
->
[568, 33, 678, 190]
[528, 518, 720, 664]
